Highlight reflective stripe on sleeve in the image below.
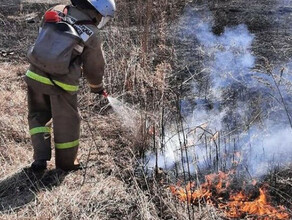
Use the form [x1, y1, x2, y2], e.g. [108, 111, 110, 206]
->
[26, 70, 79, 92]
[29, 127, 51, 135]
[89, 83, 103, 89]
[55, 140, 79, 149]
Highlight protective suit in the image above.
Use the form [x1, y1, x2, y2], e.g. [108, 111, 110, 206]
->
[26, 4, 107, 171]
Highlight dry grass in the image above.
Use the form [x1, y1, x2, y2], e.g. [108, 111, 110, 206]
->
[0, 64, 154, 219]
[0, 63, 217, 219]
[1, 0, 291, 219]
[0, 1, 197, 219]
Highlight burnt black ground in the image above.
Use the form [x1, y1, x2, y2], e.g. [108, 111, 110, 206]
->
[180, 0, 292, 65]
[172, 0, 292, 120]
[205, 0, 292, 64]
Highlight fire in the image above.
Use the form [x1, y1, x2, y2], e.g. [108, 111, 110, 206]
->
[222, 188, 290, 219]
[170, 172, 290, 219]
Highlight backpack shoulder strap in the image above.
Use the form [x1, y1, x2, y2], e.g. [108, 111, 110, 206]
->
[51, 5, 67, 14]
[74, 20, 96, 25]
[61, 5, 96, 26]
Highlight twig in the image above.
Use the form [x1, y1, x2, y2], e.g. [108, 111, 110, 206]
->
[81, 98, 102, 186]
[267, 65, 292, 130]
[175, 93, 193, 220]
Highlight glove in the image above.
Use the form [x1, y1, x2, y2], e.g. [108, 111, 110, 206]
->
[101, 90, 108, 98]
[96, 89, 108, 98]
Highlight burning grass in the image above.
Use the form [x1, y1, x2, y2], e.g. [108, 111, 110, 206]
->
[170, 171, 291, 219]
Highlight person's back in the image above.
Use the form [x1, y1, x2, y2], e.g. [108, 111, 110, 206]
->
[25, 0, 116, 171]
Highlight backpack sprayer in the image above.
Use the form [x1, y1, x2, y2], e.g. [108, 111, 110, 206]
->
[44, 11, 62, 23]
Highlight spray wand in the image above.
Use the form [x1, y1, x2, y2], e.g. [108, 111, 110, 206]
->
[82, 89, 108, 185]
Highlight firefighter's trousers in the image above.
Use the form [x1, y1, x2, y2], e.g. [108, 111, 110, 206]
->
[27, 86, 80, 170]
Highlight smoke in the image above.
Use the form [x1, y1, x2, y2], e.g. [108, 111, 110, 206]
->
[145, 6, 292, 177]
[238, 120, 292, 176]
[179, 7, 255, 96]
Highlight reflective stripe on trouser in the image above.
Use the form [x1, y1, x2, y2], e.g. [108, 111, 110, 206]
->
[28, 86, 81, 169]
[30, 127, 51, 135]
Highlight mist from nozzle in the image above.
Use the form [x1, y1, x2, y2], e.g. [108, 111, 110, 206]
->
[107, 96, 138, 131]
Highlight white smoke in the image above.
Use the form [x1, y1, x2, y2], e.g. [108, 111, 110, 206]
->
[239, 121, 292, 176]
[178, 7, 255, 95]
[145, 6, 292, 177]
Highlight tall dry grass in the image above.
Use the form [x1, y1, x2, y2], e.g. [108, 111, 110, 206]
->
[0, 1, 216, 219]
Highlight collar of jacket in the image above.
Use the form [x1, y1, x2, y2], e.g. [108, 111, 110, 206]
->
[68, 6, 98, 24]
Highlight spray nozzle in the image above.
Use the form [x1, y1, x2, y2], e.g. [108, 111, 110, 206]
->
[102, 90, 109, 98]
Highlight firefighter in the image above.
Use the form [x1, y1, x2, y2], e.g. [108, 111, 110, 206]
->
[25, 0, 116, 171]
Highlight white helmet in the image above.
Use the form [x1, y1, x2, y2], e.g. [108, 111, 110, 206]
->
[87, 0, 116, 28]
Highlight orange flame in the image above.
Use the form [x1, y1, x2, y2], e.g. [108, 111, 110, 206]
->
[170, 172, 290, 219]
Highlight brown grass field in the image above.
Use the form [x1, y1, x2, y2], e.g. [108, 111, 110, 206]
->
[0, 0, 291, 219]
